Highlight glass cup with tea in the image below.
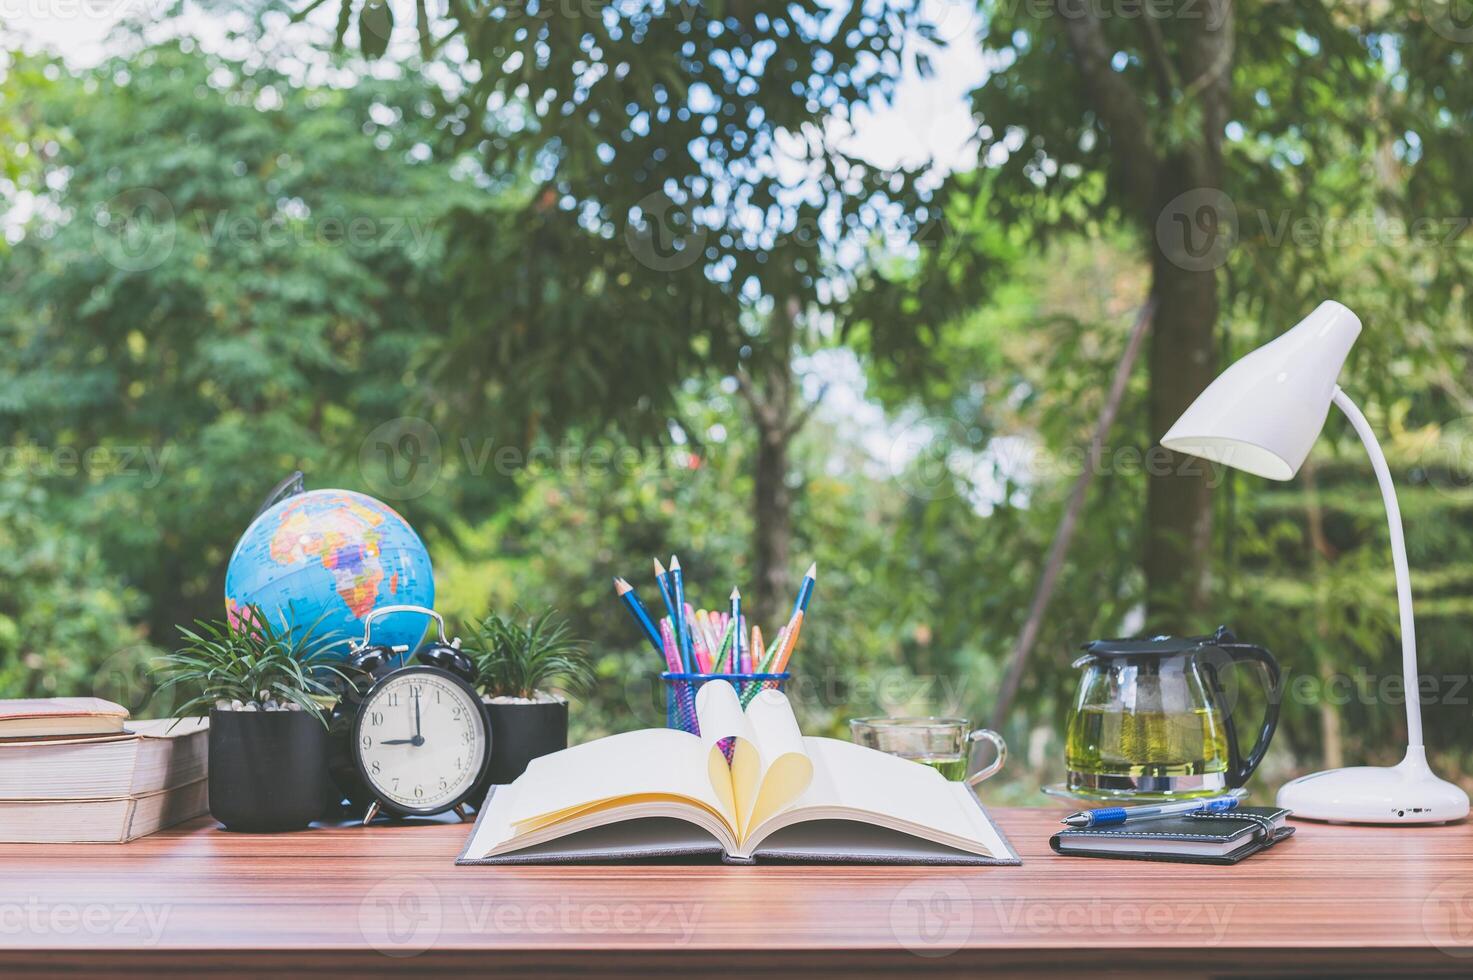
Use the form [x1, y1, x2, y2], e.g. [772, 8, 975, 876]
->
[849, 717, 1006, 787]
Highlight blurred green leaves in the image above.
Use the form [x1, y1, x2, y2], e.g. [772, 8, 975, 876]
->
[0, 41, 485, 642]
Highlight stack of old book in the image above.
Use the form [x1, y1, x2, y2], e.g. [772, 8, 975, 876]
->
[0, 697, 208, 843]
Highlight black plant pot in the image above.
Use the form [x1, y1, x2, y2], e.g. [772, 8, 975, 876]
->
[477, 697, 568, 798]
[208, 707, 329, 833]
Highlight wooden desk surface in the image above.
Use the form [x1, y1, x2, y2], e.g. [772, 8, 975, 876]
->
[3, 806, 1471, 976]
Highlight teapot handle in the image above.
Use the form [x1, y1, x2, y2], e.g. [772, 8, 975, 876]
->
[1211, 641, 1282, 788]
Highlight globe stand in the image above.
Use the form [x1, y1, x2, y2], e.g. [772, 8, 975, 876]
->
[253, 470, 306, 520]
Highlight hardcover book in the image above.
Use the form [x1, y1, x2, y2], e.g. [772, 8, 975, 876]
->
[0, 697, 129, 739]
[0, 718, 209, 801]
[0, 780, 208, 844]
[459, 681, 1019, 866]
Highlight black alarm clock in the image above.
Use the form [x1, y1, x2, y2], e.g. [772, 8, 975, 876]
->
[329, 605, 491, 825]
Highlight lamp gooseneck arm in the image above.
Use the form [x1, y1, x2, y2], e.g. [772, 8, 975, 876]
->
[1331, 387, 1423, 749]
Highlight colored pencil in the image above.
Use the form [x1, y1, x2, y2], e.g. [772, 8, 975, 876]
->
[706, 613, 723, 656]
[658, 617, 681, 673]
[670, 556, 693, 673]
[741, 624, 782, 707]
[728, 587, 743, 673]
[696, 608, 720, 658]
[653, 558, 685, 671]
[758, 625, 787, 672]
[658, 617, 697, 728]
[617, 555, 815, 720]
[653, 557, 679, 620]
[714, 615, 735, 672]
[613, 577, 665, 656]
[694, 608, 710, 653]
[688, 605, 712, 673]
[712, 611, 726, 651]
[791, 562, 817, 619]
[773, 611, 805, 673]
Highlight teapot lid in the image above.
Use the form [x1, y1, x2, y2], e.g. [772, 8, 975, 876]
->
[1081, 625, 1236, 657]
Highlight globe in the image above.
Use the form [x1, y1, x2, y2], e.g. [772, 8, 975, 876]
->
[224, 488, 435, 662]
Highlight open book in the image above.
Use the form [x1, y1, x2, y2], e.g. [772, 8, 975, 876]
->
[459, 682, 1018, 866]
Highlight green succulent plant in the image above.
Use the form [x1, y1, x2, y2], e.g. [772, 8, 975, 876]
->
[152, 607, 352, 725]
[467, 608, 593, 701]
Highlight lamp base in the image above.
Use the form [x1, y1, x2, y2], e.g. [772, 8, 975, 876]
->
[1276, 747, 1469, 824]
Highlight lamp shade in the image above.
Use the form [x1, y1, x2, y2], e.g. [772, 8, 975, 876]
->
[1161, 301, 1362, 480]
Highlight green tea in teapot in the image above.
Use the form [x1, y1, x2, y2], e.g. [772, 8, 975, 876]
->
[1065, 628, 1282, 798]
[1065, 705, 1230, 779]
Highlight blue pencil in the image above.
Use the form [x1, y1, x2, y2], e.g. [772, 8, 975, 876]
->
[670, 556, 693, 673]
[791, 561, 817, 619]
[653, 558, 685, 670]
[613, 578, 664, 656]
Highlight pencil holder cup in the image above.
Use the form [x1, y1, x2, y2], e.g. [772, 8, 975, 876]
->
[661, 672, 791, 738]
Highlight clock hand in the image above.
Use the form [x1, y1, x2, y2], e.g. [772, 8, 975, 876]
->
[411, 689, 424, 746]
[380, 738, 416, 745]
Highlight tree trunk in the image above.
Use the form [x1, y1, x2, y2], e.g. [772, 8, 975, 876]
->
[738, 302, 813, 633]
[1051, 0, 1233, 628]
[1303, 461, 1344, 769]
[1144, 170, 1220, 626]
[751, 403, 792, 632]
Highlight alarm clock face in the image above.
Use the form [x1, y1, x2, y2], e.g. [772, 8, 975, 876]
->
[353, 666, 489, 815]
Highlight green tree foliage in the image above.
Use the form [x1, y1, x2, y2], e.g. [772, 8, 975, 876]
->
[435, 391, 977, 748]
[0, 53, 58, 200]
[0, 40, 486, 643]
[292, 0, 962, 447]
[864, 1, 1472, 623]
[313, 0, 991, 626]
[841, 3, 1473, 788]
[0, 479, 151, 700]
[322, 0, 944, 386]
[6, 4, 1473, 806]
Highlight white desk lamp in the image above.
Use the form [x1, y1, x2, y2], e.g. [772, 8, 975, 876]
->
[1162, 300, 1469, 824]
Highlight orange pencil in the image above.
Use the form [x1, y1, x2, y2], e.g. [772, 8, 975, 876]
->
[773, 611, 804, 672]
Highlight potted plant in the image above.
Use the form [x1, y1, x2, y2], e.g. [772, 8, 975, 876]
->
[154, 608, 349, 833]
[467, 608, 593, 789]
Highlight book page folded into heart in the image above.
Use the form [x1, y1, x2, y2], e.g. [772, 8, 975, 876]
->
[461, 681, 1016, 865]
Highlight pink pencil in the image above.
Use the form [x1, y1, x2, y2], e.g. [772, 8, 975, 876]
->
[658, 617, 682, 673]
[660, 617, 697, 730]
[698, 610, 721, 659]
[688, 608, 712, 673]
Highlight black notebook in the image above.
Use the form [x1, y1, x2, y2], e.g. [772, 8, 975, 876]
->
[1049, 806, 1293, 865]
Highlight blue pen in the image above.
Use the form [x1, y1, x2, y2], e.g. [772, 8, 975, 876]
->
[1061, 795, 1239, 828]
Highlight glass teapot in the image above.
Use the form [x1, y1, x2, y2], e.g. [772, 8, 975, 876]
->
[1065, 626, 1281, 800]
